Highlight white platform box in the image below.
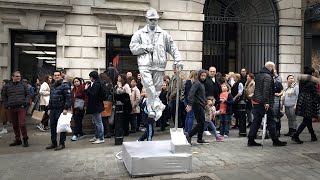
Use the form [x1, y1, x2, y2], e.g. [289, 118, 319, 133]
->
[122, 140, 192, 177]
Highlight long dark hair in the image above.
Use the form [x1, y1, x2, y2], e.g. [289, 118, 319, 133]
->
[304, 66, 315, 75]
[72, 77, 83, 85]
[118, 74, 128, 86]
[99, 73, 112, 84]
[42, 75, 51, 84]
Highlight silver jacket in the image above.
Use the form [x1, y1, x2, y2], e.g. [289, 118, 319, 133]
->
[129, 25, 181, 71]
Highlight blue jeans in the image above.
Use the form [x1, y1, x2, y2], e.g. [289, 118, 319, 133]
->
[204, 121, 219, 138]
[139, 120, 154, 141]
[50, 109, 66, 145]
[185, 110, 194, 133]
[220, 114, 230, 136]
[92, 113, 104, 140]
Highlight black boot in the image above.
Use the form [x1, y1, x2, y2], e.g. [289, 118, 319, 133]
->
[46, 143, 57, 150]
[290, 129, 296, 137]
[284, 128, 293, 136]
[23, 137, 29, 147]
[54, 144, 65, 151]
[272, 139, 287, 146]
[247, 138, 262, 147]
[311, 134, 318, 142]
[186, 133, 191, 144]
[9, 140, 22, 146]
[291, 134, 303, 144]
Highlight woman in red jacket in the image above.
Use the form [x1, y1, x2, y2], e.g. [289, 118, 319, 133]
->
[71, 77, 88, 141]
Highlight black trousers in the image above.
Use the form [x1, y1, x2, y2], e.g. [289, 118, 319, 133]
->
[296, 117, 315, 136]
[189, 103, 205, 140]
[248, 104, 277, 140]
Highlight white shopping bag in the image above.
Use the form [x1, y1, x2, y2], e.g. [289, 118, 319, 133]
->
[57, 112, 73, 133]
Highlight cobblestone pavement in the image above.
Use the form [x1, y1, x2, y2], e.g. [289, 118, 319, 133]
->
[0, 117, 320, 180]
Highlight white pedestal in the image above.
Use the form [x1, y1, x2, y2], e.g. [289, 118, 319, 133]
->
[170, 128, 191, 154]
[122, 140, 192, 177]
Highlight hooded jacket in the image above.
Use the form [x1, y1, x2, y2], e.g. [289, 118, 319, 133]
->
[252, 67, 275, 105]
[187, 70, 207, 108]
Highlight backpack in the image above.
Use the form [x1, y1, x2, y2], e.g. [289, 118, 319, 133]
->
[99, 81, 113, 101]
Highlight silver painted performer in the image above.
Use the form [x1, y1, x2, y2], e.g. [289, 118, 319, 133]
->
[130, 8, 183, 121]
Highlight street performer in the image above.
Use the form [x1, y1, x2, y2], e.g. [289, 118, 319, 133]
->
[130, 8, 183, 121]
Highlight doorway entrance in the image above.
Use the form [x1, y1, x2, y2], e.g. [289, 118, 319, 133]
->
[203, 0, 279, 74]
[106, 34, 138, 74]
[11, 30, 57, 83]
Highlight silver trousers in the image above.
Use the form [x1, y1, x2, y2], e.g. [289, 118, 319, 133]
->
[139, 69, 165, 115]
[285, 106, 297, 129]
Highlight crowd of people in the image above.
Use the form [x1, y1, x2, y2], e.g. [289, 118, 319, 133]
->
[0, 62, 319, 150]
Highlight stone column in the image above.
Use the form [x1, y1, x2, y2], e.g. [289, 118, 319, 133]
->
[277, 0, 303, 83]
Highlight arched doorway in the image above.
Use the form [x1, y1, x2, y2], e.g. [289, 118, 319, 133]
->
[203, 0, 279, 74]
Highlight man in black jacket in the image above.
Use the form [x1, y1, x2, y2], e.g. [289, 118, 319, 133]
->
[46, 70, 71, 151]
[2, 71, 30, 147]
[247, 62, 287, 147]
[85, 71, 105, 144]
[185, 69, 208, 145]
[204, 67, 221, 105]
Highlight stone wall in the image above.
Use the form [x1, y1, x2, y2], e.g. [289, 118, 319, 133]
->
[277, 0, 303, 82]
[0, 0, 304, 83]
[0, 0, 205, 81]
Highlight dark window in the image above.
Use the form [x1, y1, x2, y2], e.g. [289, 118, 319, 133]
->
[11, 30, 57, 83]
[106, 34, 138, 74]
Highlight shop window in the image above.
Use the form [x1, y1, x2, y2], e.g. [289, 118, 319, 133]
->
[11, 30, 57, 83]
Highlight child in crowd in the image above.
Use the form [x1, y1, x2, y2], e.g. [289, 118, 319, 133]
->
[138, 92, 154, 141]
[204, 96, 224, 142]
[158, 81, 169, 131]
[130, 78, 141, 133]
[217, 83, 234, 137]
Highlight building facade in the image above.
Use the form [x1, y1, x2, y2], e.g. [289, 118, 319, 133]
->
[0, 0, 302, 82]
[303, 0, 320, 71]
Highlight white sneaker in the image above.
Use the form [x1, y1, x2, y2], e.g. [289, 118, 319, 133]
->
[0, 128, 8, 134]
[203, 131, 212, 136]
[92, 139, 105, 144]
[224, 135, 228, 138]
[71, 135, 78, 141]
[37, 124, 45, 132]
[89, 137, 97, 142]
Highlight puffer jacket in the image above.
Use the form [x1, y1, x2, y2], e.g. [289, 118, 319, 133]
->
[252, 67, 275, 105]
[129, 25, 181, 71]
[296, 76, 319, 118]
[48, 79, 71, 110]
[1, 81, 30, 108]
